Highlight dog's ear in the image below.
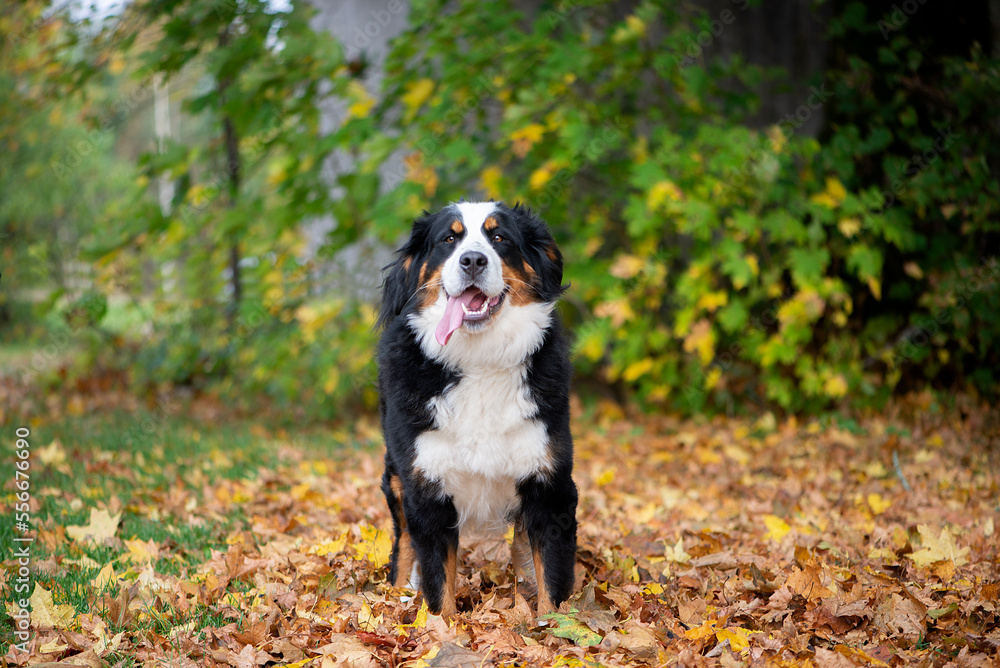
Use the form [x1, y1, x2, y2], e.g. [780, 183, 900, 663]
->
[515, 203, 567, 302]
[377, 215, 430, 329]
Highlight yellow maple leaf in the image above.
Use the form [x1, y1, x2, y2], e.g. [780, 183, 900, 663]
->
[684, 619, 718, 640]
[717, 627, 756, 652]
[355, 525, 393, 568]
[30, 584, 75, 629]
[66, 508, 121, 544]
[763, 514, 791, 541]
[124, 538, 160, 564]
[359, 600, 383, 632]
[37, 439, 67, 467]
[91, 562, 117, 589]
[909, 525, 969, 568]
[665, 537, 691, 564]
[310, 532, 348, 556]
[867, 493, 892, 516]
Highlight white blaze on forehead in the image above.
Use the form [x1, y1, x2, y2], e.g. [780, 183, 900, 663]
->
[442, 201, 504, 298]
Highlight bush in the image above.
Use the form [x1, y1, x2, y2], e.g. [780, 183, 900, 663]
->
[364, 0, 1000, 413]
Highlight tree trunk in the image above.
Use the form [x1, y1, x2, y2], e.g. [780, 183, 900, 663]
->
[218, 26, 242, 331]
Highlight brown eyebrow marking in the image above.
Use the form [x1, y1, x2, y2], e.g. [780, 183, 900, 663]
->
[483, 217, 498, 231]
[450, 220, 464, 234]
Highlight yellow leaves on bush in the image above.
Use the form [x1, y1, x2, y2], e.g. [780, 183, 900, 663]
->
[778, 290, 825, 329]
[903, 261, 923, 279]
[696, 291, 727, 313]
[594, 298, 633, 328]
[823, 374, 848, 398]
[401, 78, 435, 120]
[510, 123, 546, 158]
[622, 358, 654, 383]
[838, 217, 861, 238]
[683, 319, 715, 365]
[612, 14, 647, 43]
[810, 176, 847, 208]
[529, 161, 559, 191]
[346, 80, 375, 120]
[480, 165, 503, 200]
[403, 151, 438, 196]
[610, 254, 644, 279]
[867, 276, 882, 301]
[646, 179, 683, 211]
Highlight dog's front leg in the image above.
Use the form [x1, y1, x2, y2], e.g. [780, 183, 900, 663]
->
[518, 472, 578, 616]
[405, 493, 460, 617]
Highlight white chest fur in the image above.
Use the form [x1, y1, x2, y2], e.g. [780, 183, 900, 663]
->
[413, 364, 551, 533]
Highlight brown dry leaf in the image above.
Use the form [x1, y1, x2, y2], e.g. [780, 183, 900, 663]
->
[319, 634, 379, 668]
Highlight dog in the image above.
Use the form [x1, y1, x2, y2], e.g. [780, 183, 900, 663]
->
[376, 200, 578, 617]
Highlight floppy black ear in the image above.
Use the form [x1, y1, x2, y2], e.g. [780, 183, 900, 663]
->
[376, 215, 430, 329]
[514, 203, 567, 302]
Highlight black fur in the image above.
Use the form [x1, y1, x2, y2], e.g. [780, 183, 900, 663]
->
[377, 201, 577, 615]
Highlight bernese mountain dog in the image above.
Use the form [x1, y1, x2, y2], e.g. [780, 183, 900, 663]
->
[376, 200, 578, 617]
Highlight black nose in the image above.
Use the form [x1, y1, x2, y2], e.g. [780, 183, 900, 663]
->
[459, 251, 488, 279]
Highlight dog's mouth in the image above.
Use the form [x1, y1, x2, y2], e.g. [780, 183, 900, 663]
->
[435, 287, 506, 346]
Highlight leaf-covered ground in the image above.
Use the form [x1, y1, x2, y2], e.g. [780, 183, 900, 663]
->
[2, 384, 999, 667]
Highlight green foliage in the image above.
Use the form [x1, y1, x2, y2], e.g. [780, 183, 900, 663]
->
[367, 0, 1000, 413]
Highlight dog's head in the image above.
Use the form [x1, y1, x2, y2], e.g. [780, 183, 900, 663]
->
[378, 201, 565, 358]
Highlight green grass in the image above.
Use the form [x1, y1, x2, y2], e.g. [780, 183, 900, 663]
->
[0, 397, 366, 655]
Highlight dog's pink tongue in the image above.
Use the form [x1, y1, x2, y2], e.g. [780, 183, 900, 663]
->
[435, 288, 478, 346]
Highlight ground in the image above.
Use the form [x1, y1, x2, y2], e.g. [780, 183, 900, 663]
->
[1, 379, 998, 667]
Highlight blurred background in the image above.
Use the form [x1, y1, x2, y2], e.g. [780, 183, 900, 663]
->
[2, 0, 999, 421]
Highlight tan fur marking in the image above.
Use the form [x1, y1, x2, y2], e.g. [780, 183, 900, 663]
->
[441, 545, 458, 617]
[533, 545, 555, 616]
[483, 216, 498, 231]
[545, 243, 559, 263]
[511, 520, 534, 580]
[502, 261, 538, 307]
[419, 266, 443, 309]
[402, 256, 413, 272]
[450, 220, 464, 235]
[394, 532, 416, 588]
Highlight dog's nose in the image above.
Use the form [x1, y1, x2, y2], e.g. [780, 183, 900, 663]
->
[459, 251, 488, 279]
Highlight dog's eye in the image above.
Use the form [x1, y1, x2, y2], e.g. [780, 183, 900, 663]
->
[445, 235, 456, 243]
[492, 234, 504, 243]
